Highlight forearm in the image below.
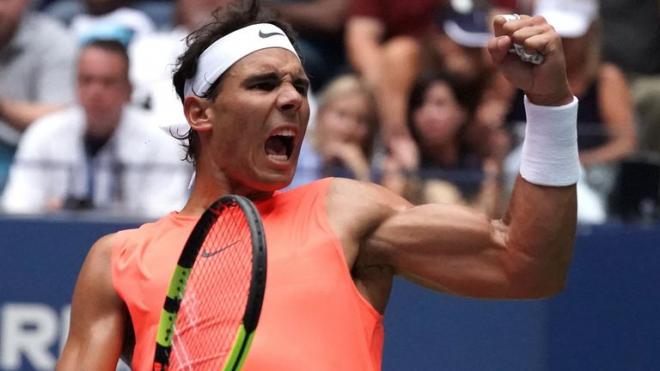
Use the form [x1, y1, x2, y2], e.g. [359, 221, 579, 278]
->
[345, 19, 383, 80]
[501, 176, 576, 296]
[0, 98, 65, 131]
[500, 96, 579, 296]
[347, 44, 382, 81]
[579, 136, 637, 166]
[373, 38, 421, 139]
[339, 153, 371, 182]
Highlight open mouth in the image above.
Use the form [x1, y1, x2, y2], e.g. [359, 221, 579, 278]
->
[265, 128, 296, 161]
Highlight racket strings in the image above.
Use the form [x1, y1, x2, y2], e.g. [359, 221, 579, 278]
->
[169, 205, 254, 370]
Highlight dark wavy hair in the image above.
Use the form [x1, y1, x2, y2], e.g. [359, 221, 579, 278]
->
[171, 0, 299, 166]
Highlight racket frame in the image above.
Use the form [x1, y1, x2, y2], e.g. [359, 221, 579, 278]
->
[153, 195, 267, 371]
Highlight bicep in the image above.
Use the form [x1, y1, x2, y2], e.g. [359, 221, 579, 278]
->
[329, 179, 509, 297]
[331, 177, 574, 299]
[367, 202, 513, 297]
[366, 176, 576, 299]
[57, 235, 127, 371]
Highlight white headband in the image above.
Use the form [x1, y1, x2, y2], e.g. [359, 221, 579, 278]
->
[184, 23, 299, 98]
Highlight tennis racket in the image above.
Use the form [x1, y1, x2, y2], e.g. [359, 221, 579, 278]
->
[153, 195, 267, 371]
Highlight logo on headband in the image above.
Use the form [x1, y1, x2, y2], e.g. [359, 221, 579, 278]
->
[259, 30, 285, 39]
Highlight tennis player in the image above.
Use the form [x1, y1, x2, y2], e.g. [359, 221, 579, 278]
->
[58, 1, 579, 370]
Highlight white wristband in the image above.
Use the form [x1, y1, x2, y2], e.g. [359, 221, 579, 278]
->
[520, 95, 580, 186]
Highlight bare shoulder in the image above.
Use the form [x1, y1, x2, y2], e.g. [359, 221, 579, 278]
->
[83, 233, 120, 274]
[325, 178, 412, 241]
[72, 232, 125, 308]
[323, 178, 413, 310]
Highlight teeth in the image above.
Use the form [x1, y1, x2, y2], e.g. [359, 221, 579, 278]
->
[271, 128, 296, 137]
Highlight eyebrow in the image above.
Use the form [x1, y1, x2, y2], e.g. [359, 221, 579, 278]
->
[242, 72, 310, 87]
[242, 72, 278, 85]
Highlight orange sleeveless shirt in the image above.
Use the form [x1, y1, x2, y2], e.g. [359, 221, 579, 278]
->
[111, 178, 384, 370]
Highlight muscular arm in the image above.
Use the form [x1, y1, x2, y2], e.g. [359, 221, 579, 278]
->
[332, 15, 578, 308]
[579, 63, 637, 166]
[374, 177, 574, 298]
[57, 234, 127, 371]
[330, 176, 575, 303]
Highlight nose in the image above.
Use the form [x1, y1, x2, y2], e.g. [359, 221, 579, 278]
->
[276, 83, 304, 113]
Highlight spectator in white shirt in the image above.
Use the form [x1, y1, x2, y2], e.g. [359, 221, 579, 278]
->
[1, 39, 190, 218]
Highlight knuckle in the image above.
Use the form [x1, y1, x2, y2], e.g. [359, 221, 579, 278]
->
[532, 15, 548, 24]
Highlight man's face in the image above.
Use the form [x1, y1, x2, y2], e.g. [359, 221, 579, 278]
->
[0, 0, 28, 47]
[199, 47, 310, 193]
[77, 46, 131, 136]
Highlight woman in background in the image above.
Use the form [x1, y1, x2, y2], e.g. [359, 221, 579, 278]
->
[292, 74, 379, 186]
[384, 73, 504, 217]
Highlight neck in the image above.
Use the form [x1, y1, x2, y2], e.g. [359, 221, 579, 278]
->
[179, 165, 274, 216]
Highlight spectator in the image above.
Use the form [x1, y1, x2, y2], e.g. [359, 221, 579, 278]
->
[600, 0, 660, 155]
[68, 0, 156, 45]
[384, 73, 503, 217]
[45, 0, 170, 30]
[263, 0, 350, 91]
[292, 74, 378, 186]
[345, 0, 445, 173]
[1, 39, 189, 217]
[434, 1, 513, 163]
[0, 0, 76, 190]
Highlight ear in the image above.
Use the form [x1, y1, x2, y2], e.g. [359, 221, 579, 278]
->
[184, 96, 214, 131]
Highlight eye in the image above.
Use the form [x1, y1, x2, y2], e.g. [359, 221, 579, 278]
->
[294, 82, 309, 95]
[251, 81, 278, 91]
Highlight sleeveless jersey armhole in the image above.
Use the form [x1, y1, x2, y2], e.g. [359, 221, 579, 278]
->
[110, 229, 133, 305]
[315, 178, 384, 322]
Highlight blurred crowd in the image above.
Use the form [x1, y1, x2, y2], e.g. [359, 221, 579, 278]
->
[0, 0, 658, 223]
